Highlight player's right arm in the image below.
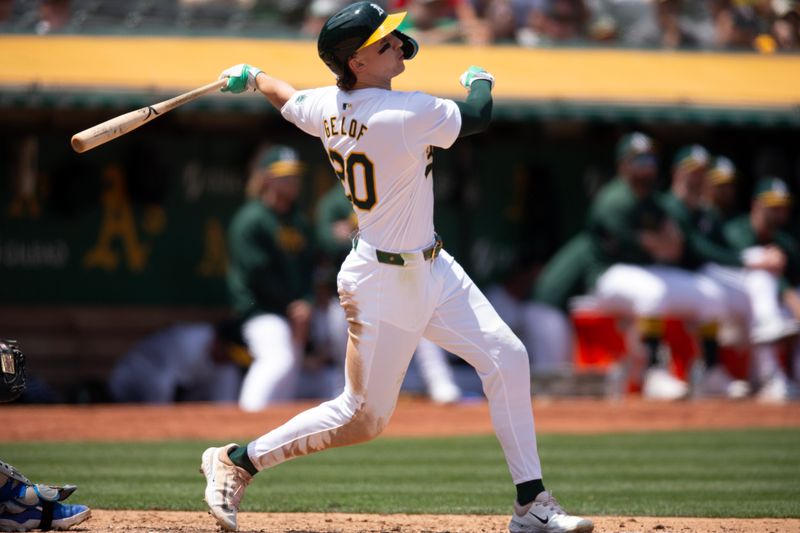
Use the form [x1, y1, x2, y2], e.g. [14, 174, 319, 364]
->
[221, 64, 331, 140]
[254, 72, 297, 110]
[219, 64, 297, 110]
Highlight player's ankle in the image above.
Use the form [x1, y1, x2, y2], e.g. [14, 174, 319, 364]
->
[515, 479, 545, 506]
[228, 445, 258, 476]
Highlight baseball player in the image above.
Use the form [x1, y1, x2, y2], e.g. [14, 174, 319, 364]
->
[227, 145, 316, 411]
[723, 177, 800, 401]
[200, 3, 593, 532]
[660, 145, 754, 397]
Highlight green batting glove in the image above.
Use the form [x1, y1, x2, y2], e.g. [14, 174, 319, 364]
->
[219, 63, 263, 94]
[459, 65, 495, 90]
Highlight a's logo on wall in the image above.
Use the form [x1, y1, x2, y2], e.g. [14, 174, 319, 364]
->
[83, 165, 165, 272]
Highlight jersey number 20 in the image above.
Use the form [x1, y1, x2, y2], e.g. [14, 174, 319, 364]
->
[328, 149, 376, 211]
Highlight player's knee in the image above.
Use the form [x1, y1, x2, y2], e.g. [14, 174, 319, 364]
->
[347, 412, 385, 442]
[330, 408, 384, 446]
[490, 329, 529, 374]
[503, 336, 530, 373]
[327, 392, 386, 446]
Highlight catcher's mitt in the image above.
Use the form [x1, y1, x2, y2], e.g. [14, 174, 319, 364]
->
[0, 339, 26, 402]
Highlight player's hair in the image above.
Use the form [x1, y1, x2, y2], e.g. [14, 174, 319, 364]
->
[337, 63, 358, 91]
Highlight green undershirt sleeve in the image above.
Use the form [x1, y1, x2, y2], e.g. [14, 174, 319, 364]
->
[455, 80, 492, 137]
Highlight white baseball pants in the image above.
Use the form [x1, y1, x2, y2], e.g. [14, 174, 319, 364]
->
[323, 295, 461, 401]
[697, 259, 787, 336]
[593, 263, 726, 323]
[247, 241, 542, 484]
[239, 314, 302, 412]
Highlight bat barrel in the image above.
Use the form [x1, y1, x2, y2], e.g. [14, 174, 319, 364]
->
[70, 79, 227, 154]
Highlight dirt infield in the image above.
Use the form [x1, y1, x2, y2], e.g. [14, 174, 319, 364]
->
[83, 510, 800, 533]
[3, 398, 799, 532]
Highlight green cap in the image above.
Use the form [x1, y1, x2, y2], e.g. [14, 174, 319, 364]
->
[707, 156, 736, 185]
[616, 132, 655, 163]
[256, 145, 306, 178]
[753, 177, 792, 206]
[672, 144, 710, 171]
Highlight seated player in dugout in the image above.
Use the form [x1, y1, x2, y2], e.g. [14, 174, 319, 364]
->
[723, 177, 800, 402]
[201, 2, 594, 533]
[583, 132, 684, 400]
[660, 145, 765, 399]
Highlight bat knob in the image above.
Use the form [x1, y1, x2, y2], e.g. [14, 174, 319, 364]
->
[70, 135, 88, 153]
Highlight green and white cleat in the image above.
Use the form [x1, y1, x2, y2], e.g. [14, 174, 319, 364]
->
[200, 443, 252, 532]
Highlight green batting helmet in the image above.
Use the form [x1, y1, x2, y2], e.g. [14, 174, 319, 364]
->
[317, 1, 418, 77]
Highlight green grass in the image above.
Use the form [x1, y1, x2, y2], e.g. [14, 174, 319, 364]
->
[2, 428, 798, 518]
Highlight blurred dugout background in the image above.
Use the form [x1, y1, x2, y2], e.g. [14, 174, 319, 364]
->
[0, 0, 799, 400]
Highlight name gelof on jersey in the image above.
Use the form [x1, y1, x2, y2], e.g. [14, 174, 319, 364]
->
[323, 115, 368, 141]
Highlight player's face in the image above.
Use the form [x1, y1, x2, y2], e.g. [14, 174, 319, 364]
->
[675, 165, 708, 204]
[351, 33, 406, 83]
[753, 202, 791, 235]
[621, 154, 657, 197]
[706, 181, 735, 212]
[764, 204, 791, 229]
[262, 175, 300, 214]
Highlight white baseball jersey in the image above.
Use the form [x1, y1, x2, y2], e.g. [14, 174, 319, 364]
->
[282, 86, 461, 252]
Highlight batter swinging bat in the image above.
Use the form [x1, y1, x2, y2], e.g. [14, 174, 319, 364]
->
[70, 78, 228, 153]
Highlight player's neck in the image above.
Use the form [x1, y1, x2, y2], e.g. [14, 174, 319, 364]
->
[352, 74, 392, 91]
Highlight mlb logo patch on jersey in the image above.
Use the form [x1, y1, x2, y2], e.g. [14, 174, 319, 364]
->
[342, 102, 352, 111]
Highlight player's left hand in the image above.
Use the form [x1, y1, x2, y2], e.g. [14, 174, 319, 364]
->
[746, 244, 786, 275]
[219, 64, 263, 93]
[459, 66, 495, 90]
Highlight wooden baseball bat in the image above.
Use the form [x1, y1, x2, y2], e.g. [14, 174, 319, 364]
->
[71, 78, 228, 153]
